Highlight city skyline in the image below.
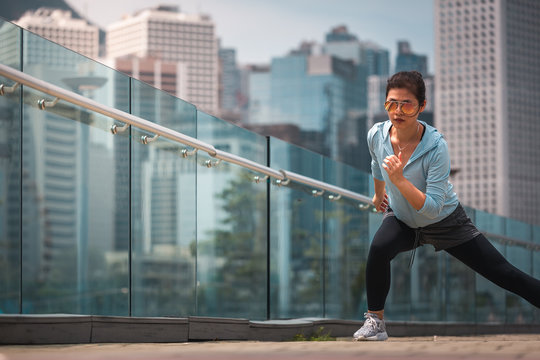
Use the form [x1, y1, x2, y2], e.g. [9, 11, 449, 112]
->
[65, 0, 435, 72]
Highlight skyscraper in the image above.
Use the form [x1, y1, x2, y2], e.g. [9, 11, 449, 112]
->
[106, 5, 218, 114]
[395, 40, 428, 74]
[112, 56, 188, 99]
[244, 44, 369, 171]
[367, 75, 389, 129]
[323, 25, 390, 78]
[15, 8, 99, 59]
[218, 45, 242, 121]
[435, 0, 540, 224]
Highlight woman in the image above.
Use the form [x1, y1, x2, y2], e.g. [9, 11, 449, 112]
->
[353, 71, 540, 341]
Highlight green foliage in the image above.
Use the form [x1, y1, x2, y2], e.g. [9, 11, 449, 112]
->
[292, 326, 335, 341]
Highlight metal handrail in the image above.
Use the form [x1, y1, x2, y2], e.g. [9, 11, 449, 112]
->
[482, 231, 540, 251]
[0, 63, 371, 207]
[280, 170, 372, 204]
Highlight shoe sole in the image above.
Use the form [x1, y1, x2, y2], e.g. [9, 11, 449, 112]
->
[353, 331, 388, 341]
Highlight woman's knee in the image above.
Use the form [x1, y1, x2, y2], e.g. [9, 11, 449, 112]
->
[367, 240, 390, 263]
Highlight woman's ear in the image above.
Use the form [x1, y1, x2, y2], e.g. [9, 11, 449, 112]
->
[419, 100, 427, 113]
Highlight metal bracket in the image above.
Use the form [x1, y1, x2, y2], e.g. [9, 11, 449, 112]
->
[328, 194, 342, 201]
[204, 159, 221, 168]
[181, 148, 198, 158]
[110, 123, 130, 134]
[311, 189, 325, 197]
[0, 82, 20, 95]
[141, 134, 159, 144]
[275, 179, 290, 186]
[204, 159, 222, 168]
[38, 97, 60, 110]
[254, 175, 269, 184]
[358, 203, 372, 211]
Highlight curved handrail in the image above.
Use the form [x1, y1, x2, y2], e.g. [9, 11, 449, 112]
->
[0, 63, 372, 207]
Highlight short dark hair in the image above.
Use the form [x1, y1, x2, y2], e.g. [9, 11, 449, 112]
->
[385, 71, 426, 105]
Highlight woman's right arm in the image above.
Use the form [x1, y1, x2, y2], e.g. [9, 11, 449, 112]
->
[373, 178, 388, 212]
[367, 123, 388, 212]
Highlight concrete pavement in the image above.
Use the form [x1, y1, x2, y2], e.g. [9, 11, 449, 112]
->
[1, 334, 540, 360]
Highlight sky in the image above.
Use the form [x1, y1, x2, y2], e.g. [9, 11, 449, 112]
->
[66, 0, 435, 72]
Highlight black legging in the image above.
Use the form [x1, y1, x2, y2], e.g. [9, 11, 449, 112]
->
[366, 215, 540, 311]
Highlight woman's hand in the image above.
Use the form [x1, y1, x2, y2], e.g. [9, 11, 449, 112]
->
[382, 152, 405, 185]
[373, 192, 389, 213]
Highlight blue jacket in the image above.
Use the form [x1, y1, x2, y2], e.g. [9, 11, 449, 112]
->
[367, 120, 459, 228]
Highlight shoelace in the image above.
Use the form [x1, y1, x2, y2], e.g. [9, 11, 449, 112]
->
[360, 314, 378, 334]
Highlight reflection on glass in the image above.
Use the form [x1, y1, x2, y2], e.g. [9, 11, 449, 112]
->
[444, 253, 476, 321]
[475, 209, 506, 323]
[409, 247, 444, 321]
[21, 29, 129, 315]
[505, 218, 533, 323]
[0, 19, 21, 314]
[131, 79, 197, 317]
[196, 110, 268, 319]
[270, 138, 324, 318]
[534, 225, 540, 323]
[323, 158, 370, 320]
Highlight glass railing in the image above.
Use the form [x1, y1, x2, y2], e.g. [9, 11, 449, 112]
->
[0, 17, 539, 324]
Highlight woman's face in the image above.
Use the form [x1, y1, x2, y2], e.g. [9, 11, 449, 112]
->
[385, 87, 426, 130]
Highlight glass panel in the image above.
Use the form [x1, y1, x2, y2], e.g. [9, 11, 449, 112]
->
[533, 225, 540, 322]
[270, 137, 324, 318]
[196, 110, 267, 319]
[21, 29, 130, 314]
[322, 158, 371, 320]
[0, 19, 21, 314]
[444, 252, 476, 322]
[505, 218, 533, 323]
[131, 79, 197, 317]
[408, 246, 445, 321]
[385, 252, 412, 320]
[474, 210, 506, 323]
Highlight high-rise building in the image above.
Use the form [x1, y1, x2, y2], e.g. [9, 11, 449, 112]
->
[435, 0, 540, 224]
[243, 27, 391, 172]
[367, 75, 390, 129]
[14, 8, 99, 59]
[218, 45, 242, 120]
[113, 56, 188, 98]
[323, 25, 390, 77]
[321, 26, 389, 169]
[395, 40, 428, 75]
[244, 43, 369, 172]
[245, 64, 271, 126]
[106, 5, 218, 114]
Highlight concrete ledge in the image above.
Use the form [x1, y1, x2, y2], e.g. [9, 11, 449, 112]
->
[91, 316, 189, 343]
[0, 314, 92, 344]
[1, 315, 539, 344]
[387, 321, 540, 337]
[249, 319, 314, 341]
[188, 316, 249, 341]
[301, 318, 363, 338]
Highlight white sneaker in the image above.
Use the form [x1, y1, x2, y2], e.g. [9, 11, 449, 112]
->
[353, 312, 388, 341]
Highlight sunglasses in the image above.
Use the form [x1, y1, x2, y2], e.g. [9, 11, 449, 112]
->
[384, 100, 420, 116]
